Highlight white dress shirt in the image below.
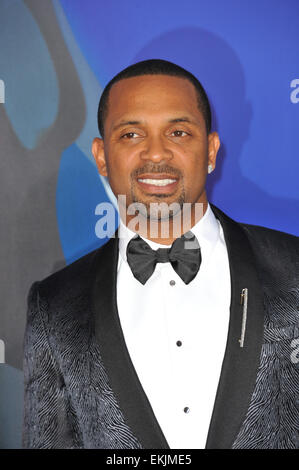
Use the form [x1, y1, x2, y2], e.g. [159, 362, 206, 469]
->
[116, 203, 231, 449]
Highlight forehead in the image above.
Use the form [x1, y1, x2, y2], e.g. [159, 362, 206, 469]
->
[106, 75, 200, 125]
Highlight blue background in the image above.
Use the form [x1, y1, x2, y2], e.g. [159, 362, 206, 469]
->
[2, 0, 299, 268]
[0, 0, 298, 447]
[57, 0, 299, 262]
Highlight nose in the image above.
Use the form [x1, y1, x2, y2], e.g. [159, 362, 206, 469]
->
[139, 134, 173, 163]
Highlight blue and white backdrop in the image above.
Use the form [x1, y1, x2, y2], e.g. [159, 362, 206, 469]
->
[0, 0, 298, 378]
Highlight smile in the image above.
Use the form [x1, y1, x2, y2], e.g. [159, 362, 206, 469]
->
[137, 178, 177, 186]
[136, 175, 179, 194]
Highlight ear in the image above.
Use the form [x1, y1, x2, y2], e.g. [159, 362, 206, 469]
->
[92, 137, 107, 177]
[207, 132, 220, 171]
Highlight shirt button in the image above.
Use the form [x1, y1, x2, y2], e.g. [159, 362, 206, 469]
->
[169, 280, 176, 286]
[176, 340, 182, 347]
[184, 407, 190, 414]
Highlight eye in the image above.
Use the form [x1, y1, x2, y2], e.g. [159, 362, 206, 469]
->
[120, 132, 138, 139]
[171, 130, 189, 137]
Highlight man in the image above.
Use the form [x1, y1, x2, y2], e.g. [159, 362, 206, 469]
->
[23, 59, 299, 449]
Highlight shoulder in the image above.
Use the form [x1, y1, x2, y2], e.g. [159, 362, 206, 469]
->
[211, 203, 299, 278]
[240, 222, 299, 256]
[32, 237, 116, 308]
[25, 238, 117, 345]
[38, 246, 99, 299]
[239, 222, 299, 284]
[211, 202, 299, 257]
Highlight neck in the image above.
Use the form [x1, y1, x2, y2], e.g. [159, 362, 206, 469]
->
[121, 200, 209, 245]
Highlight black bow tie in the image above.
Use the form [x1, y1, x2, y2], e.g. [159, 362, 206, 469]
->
[126, 232, 201, 285]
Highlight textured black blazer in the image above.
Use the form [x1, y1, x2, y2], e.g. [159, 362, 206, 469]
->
[22, 205, 299, 449]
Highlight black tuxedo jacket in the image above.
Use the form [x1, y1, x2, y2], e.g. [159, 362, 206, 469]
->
[22, 205, 299, 449]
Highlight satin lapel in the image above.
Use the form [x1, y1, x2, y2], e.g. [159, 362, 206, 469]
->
[205, 205, 265, 449]
[92, 233, 170, 449]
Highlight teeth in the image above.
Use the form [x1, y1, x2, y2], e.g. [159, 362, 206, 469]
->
[138, 178, 176, 186]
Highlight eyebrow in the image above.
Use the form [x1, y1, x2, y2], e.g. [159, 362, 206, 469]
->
[112, 116, 197, 132]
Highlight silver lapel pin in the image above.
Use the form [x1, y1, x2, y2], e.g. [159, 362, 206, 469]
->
[239, 288, 248, 348]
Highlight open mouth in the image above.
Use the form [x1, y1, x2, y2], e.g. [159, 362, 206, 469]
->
[136, 174, 179, 194]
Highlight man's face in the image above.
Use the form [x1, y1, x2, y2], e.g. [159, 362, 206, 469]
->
[93, 74, 220, 216]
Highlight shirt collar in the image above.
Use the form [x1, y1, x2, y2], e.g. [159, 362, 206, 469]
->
[118, 203, 221, 266]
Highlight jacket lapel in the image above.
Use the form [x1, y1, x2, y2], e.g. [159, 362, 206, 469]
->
[92, 204, 265, 449]
[206, 204, 265, 449]
[92, 233, 170, 449]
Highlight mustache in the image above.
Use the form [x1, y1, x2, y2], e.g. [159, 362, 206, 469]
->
[131, 164, 182, 178]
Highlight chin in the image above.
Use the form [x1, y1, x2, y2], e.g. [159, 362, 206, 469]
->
[133, 193, 185, 219]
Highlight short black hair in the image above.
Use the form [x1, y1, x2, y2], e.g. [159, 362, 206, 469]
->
[97, 59, 211, 138]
